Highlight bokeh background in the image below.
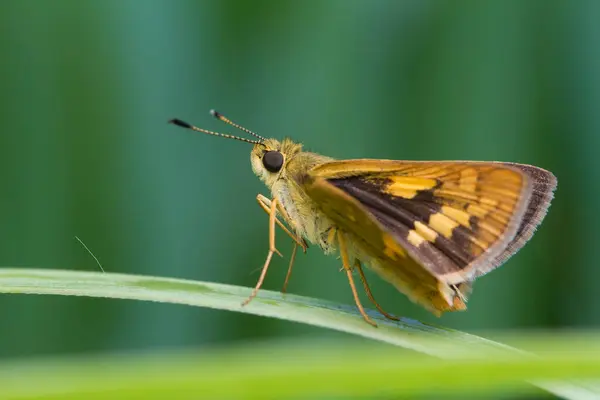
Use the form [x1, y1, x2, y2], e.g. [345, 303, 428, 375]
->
[0, 0, 599, 387]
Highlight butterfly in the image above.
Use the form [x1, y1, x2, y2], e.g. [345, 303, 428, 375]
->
[170, 111, 557, 326]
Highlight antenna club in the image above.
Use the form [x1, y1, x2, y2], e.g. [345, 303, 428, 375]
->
[210, 109, 222, 119]
[169, 118, 193, 129]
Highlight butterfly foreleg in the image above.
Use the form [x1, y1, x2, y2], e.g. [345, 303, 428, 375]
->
[242, 196, 282, 306]
[337, 231, 377, 327]
[354, 259, 399, 321]
[256, 194, 308, 294]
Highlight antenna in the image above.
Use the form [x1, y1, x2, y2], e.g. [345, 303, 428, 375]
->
[210, 109, 267, 142]
[168, 118, 262, 145]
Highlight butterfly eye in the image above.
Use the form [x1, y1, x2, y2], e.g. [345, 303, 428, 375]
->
[262, 150, 284, 173]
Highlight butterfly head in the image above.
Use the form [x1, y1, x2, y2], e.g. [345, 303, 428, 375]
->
[250, 138, 304, 188]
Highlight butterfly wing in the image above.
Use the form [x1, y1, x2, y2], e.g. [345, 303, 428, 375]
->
[301, 159, 556, 312]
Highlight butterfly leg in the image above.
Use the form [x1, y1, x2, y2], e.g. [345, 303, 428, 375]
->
[242, 197, 281, 306]
[281, 242, 298, 293]
[257, 194, 308, 293]
[337, 231, 377, 327]
[354, 259, 399, 321]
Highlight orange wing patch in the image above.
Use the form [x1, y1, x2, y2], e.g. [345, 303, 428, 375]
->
[384, 176, 438, 199]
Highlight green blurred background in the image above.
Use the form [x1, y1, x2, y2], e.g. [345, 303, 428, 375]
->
[0, 0, 598, 374]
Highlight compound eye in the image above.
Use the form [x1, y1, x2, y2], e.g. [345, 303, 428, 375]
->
[262, 151, 284, 173]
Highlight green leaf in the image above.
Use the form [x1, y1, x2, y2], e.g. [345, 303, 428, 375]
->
[0, 268, 598, 399]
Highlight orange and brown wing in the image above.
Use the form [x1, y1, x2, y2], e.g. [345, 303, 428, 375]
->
[302, 160, 556, 286]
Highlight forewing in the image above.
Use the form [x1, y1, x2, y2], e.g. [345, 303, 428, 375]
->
[304, 159, 556, 284]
